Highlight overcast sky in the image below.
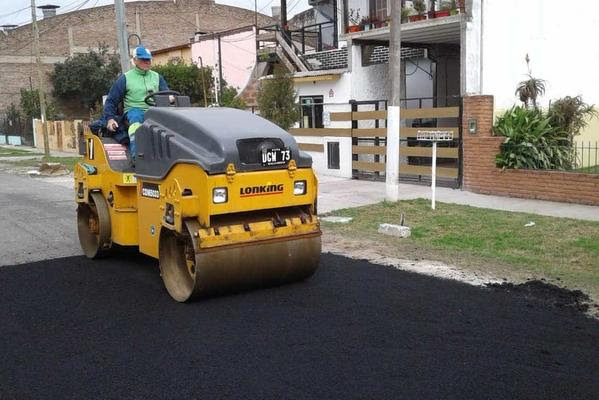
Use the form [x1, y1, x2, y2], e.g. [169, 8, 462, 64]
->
[0, 0, 310, 27]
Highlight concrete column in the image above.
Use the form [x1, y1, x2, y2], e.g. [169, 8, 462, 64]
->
[460, 0, 482, 95]
[68, 26, 74, 57]
[385, 106, 400, 200]
[135, 9, 141, 38]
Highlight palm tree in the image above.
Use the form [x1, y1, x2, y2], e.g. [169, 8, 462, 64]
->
[515, 74, 546, 110]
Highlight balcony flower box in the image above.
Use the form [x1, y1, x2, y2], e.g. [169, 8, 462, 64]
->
[434, 10, 451, 18]
[346, 25, 361, 33]
[409, 14, 427, 22]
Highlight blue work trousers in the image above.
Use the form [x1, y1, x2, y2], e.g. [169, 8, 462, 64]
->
[126, 108, 145, 159]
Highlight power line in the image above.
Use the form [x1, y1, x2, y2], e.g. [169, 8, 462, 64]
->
[0, 6, 31, 19]
[14, 0, 91, 26]
[12, 0, 93, 52]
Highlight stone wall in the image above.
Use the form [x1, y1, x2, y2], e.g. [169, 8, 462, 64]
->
[462, 96, 599, 206]
[0, 0, 272, 116]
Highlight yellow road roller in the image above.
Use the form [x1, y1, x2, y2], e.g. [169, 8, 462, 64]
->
[74, 92, 321, 302]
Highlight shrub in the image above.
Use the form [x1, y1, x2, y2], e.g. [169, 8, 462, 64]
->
[20, 88, 57, 120]
[51, 45, 120, 111]
[547, 96, 597, 143]
[153, 60, 214, 106]
[494, 106, 573, 170]
[256, 67, 300, 130]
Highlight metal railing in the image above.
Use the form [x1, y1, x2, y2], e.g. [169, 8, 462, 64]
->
[289, 21, 338, 53]
[573, 142, 599, 173]
[496, 142, 599, 174]
[344, 0, 467, 33]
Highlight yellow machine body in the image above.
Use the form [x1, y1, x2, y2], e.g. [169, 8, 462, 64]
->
[74, 132, 321, 301]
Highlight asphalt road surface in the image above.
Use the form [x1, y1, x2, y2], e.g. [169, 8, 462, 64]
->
[1, 252, 598, 399]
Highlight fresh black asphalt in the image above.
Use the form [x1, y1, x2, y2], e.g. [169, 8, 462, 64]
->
[1, 252, 598, 400]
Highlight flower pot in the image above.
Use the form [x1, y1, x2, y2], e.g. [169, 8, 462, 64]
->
[409, 14, 427, 22]
[363, 24, 371, 31]
[450, 8, 459, 15]
[374, 21, 385, 29]
[434, 10, 451, 18]
[347, 25, 361, 33]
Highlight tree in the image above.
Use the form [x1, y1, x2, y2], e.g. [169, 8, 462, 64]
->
[51, 45, 120, 111]
[256, 67, 300, 130]
[219, 85, 247, 109]
[153, 60, 214, 106]
[20, 88, 57, 120]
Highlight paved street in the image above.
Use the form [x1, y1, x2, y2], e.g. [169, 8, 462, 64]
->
[1, 171, 598, 399]
[1, 252, 598, 399]
[0, 173, 80, 265]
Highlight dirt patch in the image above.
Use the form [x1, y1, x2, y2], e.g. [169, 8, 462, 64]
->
[487, 280, 594, 314]
[322, 232, 503, 287]
[323, 231, 599, 318]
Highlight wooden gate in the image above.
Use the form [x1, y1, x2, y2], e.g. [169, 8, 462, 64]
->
[332, 103, 462, 188]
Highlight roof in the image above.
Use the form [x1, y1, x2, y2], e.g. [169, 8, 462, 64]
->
[152, 43, 191, 55]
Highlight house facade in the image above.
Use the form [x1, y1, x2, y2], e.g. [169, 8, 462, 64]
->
[289, 0, 599, 179]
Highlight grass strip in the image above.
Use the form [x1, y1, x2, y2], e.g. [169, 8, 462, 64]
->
[2, 155, 82, 171]
[322, 199, 599, 300]
[0, 146, 43, 157]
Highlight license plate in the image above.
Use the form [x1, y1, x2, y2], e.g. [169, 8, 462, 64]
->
[261, 147, 291, 166]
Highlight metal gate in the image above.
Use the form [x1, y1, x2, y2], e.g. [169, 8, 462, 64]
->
[348, 97, 462, 188]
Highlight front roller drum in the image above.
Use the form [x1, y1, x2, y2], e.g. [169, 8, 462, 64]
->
[159, 221, 321, 302]
[77, 191, 112, 258]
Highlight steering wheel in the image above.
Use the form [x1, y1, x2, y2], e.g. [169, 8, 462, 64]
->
[144, 90, 181, 106]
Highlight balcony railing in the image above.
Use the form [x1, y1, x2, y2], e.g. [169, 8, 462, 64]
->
[344, 0, 466, 34]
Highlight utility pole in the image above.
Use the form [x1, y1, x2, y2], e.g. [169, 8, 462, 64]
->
[385, 0, 401, 201]
[217, 35, 223, 104]
[254, 0, 258, 28]
[280, 0, 287, 32]
[114, 0, 130, 73]
[31, 0, 49, 157]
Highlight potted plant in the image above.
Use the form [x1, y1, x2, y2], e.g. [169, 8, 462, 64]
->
[449, 0, 460, 15]
[346, 8, 361, 33]
[410, 0, 427, 22]
[372, 16, 385, 29]
[435, 0, 452, 17]
[401, 7, 411, 23]
[360, 16, 372, 31]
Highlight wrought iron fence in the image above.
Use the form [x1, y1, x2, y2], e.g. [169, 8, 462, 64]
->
[497, 141, 599, 174]
[573, 142, 599, 173]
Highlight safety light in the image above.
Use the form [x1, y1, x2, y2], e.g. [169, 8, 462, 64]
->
[293, 180, 306, 195]
[213, 187, 228, 204]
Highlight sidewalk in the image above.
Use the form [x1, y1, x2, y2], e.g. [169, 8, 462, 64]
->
[318, 175, 599, 222]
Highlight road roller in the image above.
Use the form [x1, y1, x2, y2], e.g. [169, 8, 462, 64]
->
[74, 91, 321, 302]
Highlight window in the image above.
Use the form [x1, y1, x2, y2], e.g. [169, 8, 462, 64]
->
[327, 142, 340, 170]
[370, 0, 388, 21]
[300, 96, 324, 128]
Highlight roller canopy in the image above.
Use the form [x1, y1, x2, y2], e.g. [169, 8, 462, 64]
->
[134, 107, 312, 179]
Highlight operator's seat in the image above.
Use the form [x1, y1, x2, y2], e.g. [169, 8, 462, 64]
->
[100, 136, 134, 172]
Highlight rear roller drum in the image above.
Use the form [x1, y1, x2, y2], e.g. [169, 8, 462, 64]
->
[159, 220, 321, 302]
[77, 191, 112, 258]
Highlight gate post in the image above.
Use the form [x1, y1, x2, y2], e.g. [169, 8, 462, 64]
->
[385, 105, 400, 201]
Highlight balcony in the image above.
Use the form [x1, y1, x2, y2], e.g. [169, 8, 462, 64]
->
[342, 0, 466, 45]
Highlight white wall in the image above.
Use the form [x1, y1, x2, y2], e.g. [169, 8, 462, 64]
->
[294, 73, 354, 178]
[482, 0, 599, 111]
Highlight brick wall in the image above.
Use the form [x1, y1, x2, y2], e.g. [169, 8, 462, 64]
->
[462, 95, 599, 206]
[303, 48, 348, 70]
[303, 46, 426, 71]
